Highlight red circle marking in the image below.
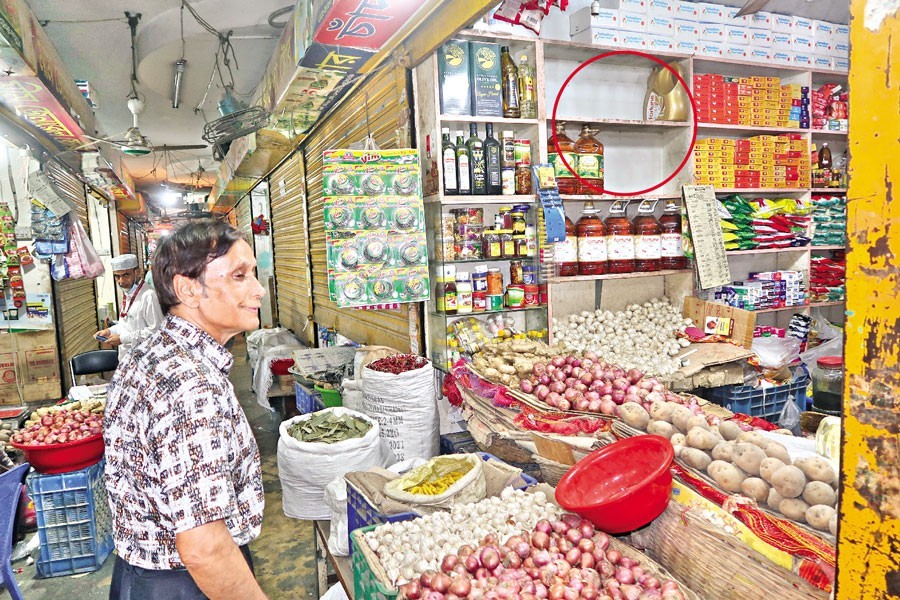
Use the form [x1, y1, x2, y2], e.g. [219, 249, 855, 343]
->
[550, 50, 698, 197]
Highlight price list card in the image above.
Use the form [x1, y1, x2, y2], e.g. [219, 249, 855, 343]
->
[683, 185, 731, 290]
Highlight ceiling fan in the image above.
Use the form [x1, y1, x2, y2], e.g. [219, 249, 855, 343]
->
[81, 96, 207, 156]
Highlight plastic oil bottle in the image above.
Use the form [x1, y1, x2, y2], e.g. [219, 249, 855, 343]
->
[548, 121, 578, 196]
[659, 200, 686, 270]
[632, 200, 662, 272]
[574, 124, 604, 195]
[555, 213, 579, 277]
[605, 200, 635, 273]
[644, 61, 690, 122]
[576, 201, 608, 275]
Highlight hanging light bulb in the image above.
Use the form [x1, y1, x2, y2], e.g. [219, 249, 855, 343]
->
[172, 58, 187, 108]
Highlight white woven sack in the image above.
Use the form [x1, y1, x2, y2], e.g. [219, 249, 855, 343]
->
[362, 361, 439, 462]
[383, 454, 486, 513]
[277, 407, 395, 520]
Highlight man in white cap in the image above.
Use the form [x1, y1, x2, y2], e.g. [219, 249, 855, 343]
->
[95, 254, 163, 358]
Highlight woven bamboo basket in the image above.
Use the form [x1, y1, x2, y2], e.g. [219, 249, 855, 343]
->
[630, 502, 830, 600]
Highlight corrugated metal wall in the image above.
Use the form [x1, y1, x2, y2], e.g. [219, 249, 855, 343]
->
[46, 162, 100, 391]
[302, 65, 416, 351]
[234, 194, 253, 240]
[269, 153, 314, 345]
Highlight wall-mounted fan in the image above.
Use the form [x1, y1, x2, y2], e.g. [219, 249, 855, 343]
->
[82, 96, 207, 156]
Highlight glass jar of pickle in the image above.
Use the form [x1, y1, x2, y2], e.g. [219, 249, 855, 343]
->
[500, 230, 516, 257]
[515, 166, 532, 195]
[509, 260, 524, 285]
[482, 229, 502, 259]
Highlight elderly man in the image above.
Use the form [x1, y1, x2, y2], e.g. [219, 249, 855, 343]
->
[104, 221, 268, 599]
[95, 254, 163, 358]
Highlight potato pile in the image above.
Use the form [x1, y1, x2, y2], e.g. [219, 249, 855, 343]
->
[620, 403, 838, 536]
[471, 339, 561, 389]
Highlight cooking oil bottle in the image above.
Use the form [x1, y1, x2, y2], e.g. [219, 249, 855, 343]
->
[644, 61, 689, 122]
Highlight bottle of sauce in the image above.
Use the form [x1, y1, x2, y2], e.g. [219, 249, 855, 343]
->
[484, 123, 502, 195]
[467, 123, 486, 195]
[456, 272, 473, 315]
[517, 54, 536, 119]
[574, 124, 604, 195]
[443, 265, 458, 315]
[632, 200, 662, 272]
[659, 200, 686, 270]
[434, 271, 446, 313]
[605, 200, 635, 273]
[555, 214, 579, 277]
[576, 201, 608, 275]
[818, 142, 832, 170]
[548, 121, 578, 196]
[455, 130, 471, 195]
[441, 128, 457, 195]
[500, 46, 520, 118]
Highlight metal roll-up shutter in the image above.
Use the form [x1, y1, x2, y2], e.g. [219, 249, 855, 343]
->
[270, 153, 314, 344]
[234, 194, 253, 240]
[303, 65, 416, 351]
[46, 162, 100, 391]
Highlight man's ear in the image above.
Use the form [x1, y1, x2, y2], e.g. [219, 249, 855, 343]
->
[173, 274, 201, 309]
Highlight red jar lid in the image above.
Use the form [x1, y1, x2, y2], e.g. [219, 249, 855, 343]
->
[817, 356, 843, 368]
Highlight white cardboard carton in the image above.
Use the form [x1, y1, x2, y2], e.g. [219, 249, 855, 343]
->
[772, 14, 794, 34]
[771, 32, 792, 51]
[771, 50, 794, 65]
[813, 56, 834, 70]
[793, 52, 813, 67]
[723, 45, 748, 60]
[792, 34, 814, 53]
[725, 26, 749, 45]
[792, 16, 814, 35]
[747, 47, 771, 62]
[647, 15, 675, 36]
[747, 11, 773, 30]
[814, 20, 835, 43]
[646, 34, 676, 52]
[620, 10, 648, 32]
[673, 1, 698, 21]
[569, 6, 619, 36]
[832, 41, 850, 58]
[620, 0, 649, 14]
[572, 27, 620, 46]
[748, 28, 771, 47]
[812, 39, 832, 56]
[697, 41, 724, 57]
[675, 39, 698, 54]
[696, 2, 725, 24]
[834, 57, 849, 71]
[621, 31, 648, 49]
[674, 19, 700, 41]
[833, 24, 850, 45]
[699, 23, 726, 42]
[647, 0, 674, 16]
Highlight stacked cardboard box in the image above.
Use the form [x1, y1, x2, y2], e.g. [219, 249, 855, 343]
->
[694, 134, 808, 188]
[702, 270, 806, 311]
[693, 74, 809, 128]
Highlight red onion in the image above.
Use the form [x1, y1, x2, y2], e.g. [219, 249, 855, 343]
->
[558, 399, 571, 411]
[612, 378, 630, 391]
[593, 532, 610, 551]
[644, 576, 661, 590]
[574, 398, 590, 411]
[533, 363, 547, 376]
[553, 370, 567, 382]
[574, 383, 588, 393]
[611, 390, 626, 404]
[660, 582, 679, 592]
[620, 584, 643, 600]
[424, 591, 445, 600]
[535, 520, 553, 534]
[619, 557, 638, 569]
[571, 367, 584, 379]
[626, 368, 644, 384]
[640, 590, 662, 600]
[600, 399, 617, 415]
[441, 555, 459, 573]
[588, 399, 602, 412]
[448, 577, 471, 597]
[536, 385, 550, 401]
[520, 380, 535, 394]
[540, 374, 552, 386]
[565, 548, 582, 566]
[584, 351, 598, 361]
[597, 560, 615, 578]
[615, 567, 635, 584]
[421, 570, 437, 588]
[624, 393, 641, 404]
[579, 372, 593, 385]
[549, 381, 565, 394]
[661, 591, 685, 600]
[565, 527, 583, 544]
[564, 388, 579, 401]
[551, 357, 566, 368]
[606, 549, 621, 564]
[580, 552, 595, 570]
[480, 548, 500, 572]
[531, 532, 551, 550]
[465, 555, 481, 573]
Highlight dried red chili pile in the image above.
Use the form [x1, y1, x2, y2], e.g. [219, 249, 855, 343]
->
[367, 354, 428, 374]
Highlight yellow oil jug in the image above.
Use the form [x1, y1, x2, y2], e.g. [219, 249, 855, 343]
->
[644, 61, 690, 122]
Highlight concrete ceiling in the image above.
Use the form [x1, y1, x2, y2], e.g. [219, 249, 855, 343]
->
[26, 0, 290, 208]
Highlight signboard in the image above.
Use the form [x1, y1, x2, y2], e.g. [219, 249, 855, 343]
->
[682, 185, 732, 290]
[299, 43, 374, 74]
[313, 0, 423, 50]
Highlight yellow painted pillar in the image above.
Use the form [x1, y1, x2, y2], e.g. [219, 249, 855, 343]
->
[837, 2, 900, 598]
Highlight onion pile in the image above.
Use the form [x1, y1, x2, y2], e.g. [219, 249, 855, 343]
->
[365, 489, 561, 586]
[398, 513, 687, 600]
[552, 299, 693, 377]
[11, 408, 102, 445]
[518, 355, 684, 417]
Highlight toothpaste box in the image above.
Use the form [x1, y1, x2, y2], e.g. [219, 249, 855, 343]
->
[674, 19, 700, 40]
[771, 50, 794, 65]
[568, 6, 619, 36]
[792, 34, 814, 52]
[771, 32, 792, 50]
[675, 39, 697, 54]
[835, 57, 849, 71]
[812, 39, 832, 55]
[793, 16, 814, 34]
[572, 27, 620, 46]
[697, 41, 724, 56]
[646, 14, 675, 35]
[793, 52, 813, 67]
[725, 25, 750, 45]
[700, 23, 726, 42]
[723, 45, 748, 60]
[647, 0, 674, 16]
[646, 34, 676, 52]
[772, 13, 794, 34]
[696, 2, 725, 24]
[747, 47, 770, 62]
[748, 28, 771, 46]
[619, 10, 647, 32]
[673, 0, 698, 21]
[621, 31, 647, 49]
[813, 56, 834, 70]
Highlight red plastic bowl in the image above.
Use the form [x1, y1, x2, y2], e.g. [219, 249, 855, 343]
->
[555, 435, 674, 534]
[10, 432, 105, 474]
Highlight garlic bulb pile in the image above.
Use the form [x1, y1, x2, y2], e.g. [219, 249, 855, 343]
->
[364, 488, 559, 585]
[552, 298, 693, 377]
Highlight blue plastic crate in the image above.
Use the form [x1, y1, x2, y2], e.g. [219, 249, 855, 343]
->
[294, 381, 324, 414]
[701, 375, 810, 422]
[27, 460, 113, 578]
[346, 452, 538, 553]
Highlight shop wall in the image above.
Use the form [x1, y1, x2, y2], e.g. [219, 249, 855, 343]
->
[302, 64, 417, 352]
[270, 154, 313, 344]
[46, 161, 99, 392]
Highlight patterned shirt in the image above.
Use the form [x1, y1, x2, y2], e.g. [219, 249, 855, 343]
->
[104, 315, 264, 570]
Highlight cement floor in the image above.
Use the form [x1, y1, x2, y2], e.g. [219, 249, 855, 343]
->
[8, 337, 320, 599]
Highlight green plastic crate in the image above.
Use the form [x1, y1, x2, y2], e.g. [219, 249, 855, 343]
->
[351, 525, 398, 600]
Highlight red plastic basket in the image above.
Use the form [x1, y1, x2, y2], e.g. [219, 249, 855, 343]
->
[11, 433, 105, 474]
